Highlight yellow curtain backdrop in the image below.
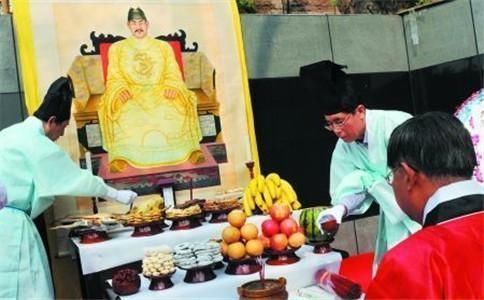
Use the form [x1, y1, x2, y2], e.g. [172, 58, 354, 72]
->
[229, 0, 260, 175]
[12, 0, 40, 115]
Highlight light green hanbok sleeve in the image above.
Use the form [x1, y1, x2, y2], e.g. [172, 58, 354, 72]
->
[28, 137, 108, 218]
[331, 160, 411, 225]
[329, 143, 375, 215]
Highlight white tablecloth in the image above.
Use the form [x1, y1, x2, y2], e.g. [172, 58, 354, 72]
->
[72, 212, 302, 275]
[107, 246, 342, 299]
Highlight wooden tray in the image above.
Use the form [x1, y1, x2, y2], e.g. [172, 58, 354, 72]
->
[224, 256, 262, 275]
[178, 262, 218, 283]
[144, 270, 176, 290]
[263, 247, 301, 265]
[166, 214, 203, 230]
[307, 237, 335, 254]
[73, 228, 109, 244]
[204, 208, 233, 223]
[130, 221, 165, 237]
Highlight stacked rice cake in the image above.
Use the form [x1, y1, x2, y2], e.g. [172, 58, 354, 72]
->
[173, 241, 223, 269]
[142, 246, 175, 277]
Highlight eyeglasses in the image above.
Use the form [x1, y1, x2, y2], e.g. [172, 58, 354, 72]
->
[385, 165, 404, 185]
[324, 114, 352, 131]
[384, 170, 395, 185]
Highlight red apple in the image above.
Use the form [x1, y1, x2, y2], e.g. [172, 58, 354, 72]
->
[261, 219, 280, 237]
[280, 218, 299, 237]
[269, 202, 291, 222]
[259, 235, 271, 249]
[270, 233, 288, 251]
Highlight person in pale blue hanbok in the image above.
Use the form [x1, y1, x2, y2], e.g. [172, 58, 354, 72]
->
[0, 77, 137, 299]
[300, 61, 421, 272]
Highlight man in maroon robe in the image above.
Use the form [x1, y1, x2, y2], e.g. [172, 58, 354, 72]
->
[366, 112, 483, 299]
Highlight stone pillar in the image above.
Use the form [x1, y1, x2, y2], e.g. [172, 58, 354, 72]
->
[0, 14, 25, 130]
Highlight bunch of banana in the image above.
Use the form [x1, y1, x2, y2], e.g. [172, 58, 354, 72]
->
[241, 172, 302, 216]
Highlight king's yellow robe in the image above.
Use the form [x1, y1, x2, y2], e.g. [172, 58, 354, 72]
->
[98, 36, 202, 168]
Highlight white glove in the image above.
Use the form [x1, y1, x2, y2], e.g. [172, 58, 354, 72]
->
[316, 204, 346, 226]
[339, 193, 366, 215]
[105, 186, 137, 205]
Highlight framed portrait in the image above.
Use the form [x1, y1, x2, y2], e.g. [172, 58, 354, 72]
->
[15, 0, 259, 211]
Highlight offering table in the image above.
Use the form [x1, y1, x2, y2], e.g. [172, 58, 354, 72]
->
[105, 246, 342, 299]
[70, 212, 341, 298]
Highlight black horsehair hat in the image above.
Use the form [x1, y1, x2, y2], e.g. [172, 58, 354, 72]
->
[33, 76, 74, 123]
[299, 60, 361, 115]
[128, 7, 147, 22]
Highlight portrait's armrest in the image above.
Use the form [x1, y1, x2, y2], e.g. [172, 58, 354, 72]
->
[200, 52, 215, 100]
[182, 51, 216, 103]
[182, 52, 201, 90]
[68, 55, 105, 112]
[68, 55, 91, 111]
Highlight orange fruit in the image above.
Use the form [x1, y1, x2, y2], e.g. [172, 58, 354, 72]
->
[288, 232, 305, 248]
[227, 209, 247, 228]
[240, 223, 259, 241]
[259, 235, 271, 249]
[227, 241, 246, 260]
[220, 241, 228, 256]
[222, 226, 241, 244]
[245, 239, 264, 257]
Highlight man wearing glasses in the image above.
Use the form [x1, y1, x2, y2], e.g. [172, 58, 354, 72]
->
[366, 112, 483, 298]
[300, 60, 420, 271]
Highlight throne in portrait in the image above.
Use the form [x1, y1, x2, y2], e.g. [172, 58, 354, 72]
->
[68, 31, 226, 194]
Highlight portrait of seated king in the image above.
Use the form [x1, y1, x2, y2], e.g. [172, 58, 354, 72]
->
[69, 7, 223, 193]
[100, 7, 204, 173]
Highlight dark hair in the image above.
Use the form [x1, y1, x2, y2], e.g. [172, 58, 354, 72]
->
[299, 60, 362, 115]
[33, 76, 73, 123]
[387, 111, 477, 179]
[322, 78, 360, 115]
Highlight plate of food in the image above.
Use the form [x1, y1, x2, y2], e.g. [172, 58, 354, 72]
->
[173, 241, 222, 282]
[165, 204, 204, 230]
